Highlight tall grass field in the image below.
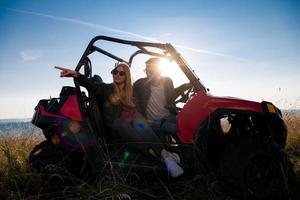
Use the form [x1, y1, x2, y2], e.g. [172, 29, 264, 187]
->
[0, 113, 299, 199]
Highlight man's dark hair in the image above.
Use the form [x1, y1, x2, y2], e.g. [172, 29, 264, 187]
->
[146, 57, 161, 66]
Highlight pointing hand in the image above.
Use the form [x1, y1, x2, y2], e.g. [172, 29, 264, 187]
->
[54, 66, 80, 78]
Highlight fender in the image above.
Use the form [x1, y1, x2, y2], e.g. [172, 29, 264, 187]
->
[177, 91, 263, 144]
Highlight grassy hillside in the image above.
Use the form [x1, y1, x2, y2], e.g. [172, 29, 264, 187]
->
[0, 114, 299, 199]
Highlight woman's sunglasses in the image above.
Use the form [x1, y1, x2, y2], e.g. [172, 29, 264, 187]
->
[111, 69, 125, 76]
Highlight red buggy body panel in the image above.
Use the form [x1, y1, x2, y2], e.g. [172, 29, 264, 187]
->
[177, 91, 263, 144]
[60, 95, 83, 121]
[34, 94, 83, 125]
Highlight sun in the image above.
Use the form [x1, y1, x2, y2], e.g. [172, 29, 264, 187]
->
[157, 58, 190, 87]
[158, 59, 178, 76]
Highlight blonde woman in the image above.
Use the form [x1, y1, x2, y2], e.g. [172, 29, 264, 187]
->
[55, 63, 183, 177]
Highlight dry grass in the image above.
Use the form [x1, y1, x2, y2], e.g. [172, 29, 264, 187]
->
[0, 115, 299, 199]
[284, 113, 300, 177]
[0, 134, 43, 176]
[284, 113, 300, 139]
[0, 133, 43, 199]
[0, 133, 159, 199]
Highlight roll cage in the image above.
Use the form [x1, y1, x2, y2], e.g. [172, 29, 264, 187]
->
[74, 35, 207, 93]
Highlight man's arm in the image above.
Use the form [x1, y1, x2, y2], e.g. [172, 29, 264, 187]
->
[174, 83, 191, 100]
[165, 77, 190, 101]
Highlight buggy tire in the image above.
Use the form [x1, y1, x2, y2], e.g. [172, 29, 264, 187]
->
[29, 140, 65, 174]
[218, 136, 290, 200]
[29, 140, 90, 180]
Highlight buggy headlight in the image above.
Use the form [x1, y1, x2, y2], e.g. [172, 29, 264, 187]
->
[266, 103, 276, 113]
[262, 101, 283, 118]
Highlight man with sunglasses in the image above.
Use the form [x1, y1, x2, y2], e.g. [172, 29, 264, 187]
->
[133, 58, 190, 141]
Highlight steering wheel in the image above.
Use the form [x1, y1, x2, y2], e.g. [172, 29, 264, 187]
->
[165, 84, 195, 113]
[175, 85, 194, 104]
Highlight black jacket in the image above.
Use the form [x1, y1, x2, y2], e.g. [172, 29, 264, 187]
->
[76, 75, 122, 128]
[133, 77, 186, 117]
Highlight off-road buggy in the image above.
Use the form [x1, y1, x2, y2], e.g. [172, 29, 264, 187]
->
[29, 36, 294, 199]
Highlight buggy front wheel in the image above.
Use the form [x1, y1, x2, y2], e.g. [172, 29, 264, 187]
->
[218, 136, 291, 200]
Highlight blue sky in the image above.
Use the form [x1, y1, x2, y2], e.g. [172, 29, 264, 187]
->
[0, 0, 299, 119]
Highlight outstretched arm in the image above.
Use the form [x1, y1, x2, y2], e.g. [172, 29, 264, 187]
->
[54, 66, 104, 95]
[54, 66, 80, 78]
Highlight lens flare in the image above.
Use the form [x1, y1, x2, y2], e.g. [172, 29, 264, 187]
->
[118, 148, 131, 170]
[53, 118, 96, 151]
[132, 117, 149, 133]
[124, 150, 130, 160]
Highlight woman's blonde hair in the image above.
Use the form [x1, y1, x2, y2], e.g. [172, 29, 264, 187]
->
[111, 62, 135, 108]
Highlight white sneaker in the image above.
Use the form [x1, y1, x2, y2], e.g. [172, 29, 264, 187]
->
[164, 156, 184, 178]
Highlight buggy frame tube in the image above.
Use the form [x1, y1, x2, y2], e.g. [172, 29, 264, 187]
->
[128, 50, 172, 65]
[166, 44, 206, 92]
[92, 46, 127, 63]
[74, 35, 207, 93]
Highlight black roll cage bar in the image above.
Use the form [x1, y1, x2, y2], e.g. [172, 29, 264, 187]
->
[74, 35, 206, 93]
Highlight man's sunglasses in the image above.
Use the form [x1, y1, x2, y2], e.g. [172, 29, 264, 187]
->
[111, 69, 125, 76]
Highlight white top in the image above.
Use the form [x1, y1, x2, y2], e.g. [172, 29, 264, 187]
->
[146, 82, 171, 122]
